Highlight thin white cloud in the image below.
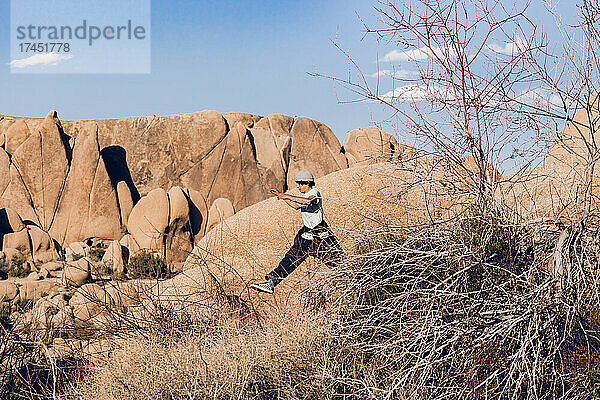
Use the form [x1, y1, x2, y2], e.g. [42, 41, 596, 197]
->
[381, 46, 447, 62]
[516, 87, 563, 109]
[8, 52, 73, 69]
[369, 69, 415, 79]
[378, 84, 454, 103]
[487, 38, 528, 55]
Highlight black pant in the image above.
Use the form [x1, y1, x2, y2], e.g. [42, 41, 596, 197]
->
[266, 221, 342, 286]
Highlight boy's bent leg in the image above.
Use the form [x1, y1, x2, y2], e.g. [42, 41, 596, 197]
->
[315, 234, 343, 269]
[265, 230, 310, 286]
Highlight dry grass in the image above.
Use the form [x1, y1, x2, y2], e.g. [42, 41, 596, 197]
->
[72, 310, 335, 400]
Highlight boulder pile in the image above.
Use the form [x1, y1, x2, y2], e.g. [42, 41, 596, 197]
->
[0, 111, 405, 267]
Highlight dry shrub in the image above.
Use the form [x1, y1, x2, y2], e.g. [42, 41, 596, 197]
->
[322, 205, 600, 399]
[73, 310, 335, 400]
[0, 314, 88, 400]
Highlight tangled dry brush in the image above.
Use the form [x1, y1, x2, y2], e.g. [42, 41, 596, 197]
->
[68, 201, 600, 400]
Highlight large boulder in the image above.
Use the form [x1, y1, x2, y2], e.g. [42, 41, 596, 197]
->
[285, 116, 348, 189]
[101, 240, 125, 276]
[29, 225, 58, 263]
[63, 258, 91, 287]
[5, 111, 70, 230]
[127, 188, 169, 253]
[344, 127, 416, 166]
[162, 158, 484, 308]
[3, 228, 31, 257]
[181, 122, 268, 213]
[165, 186, 193, 263]
[50, 122, 121, 245]
[80, 111, 230, 197]
[116, 181, 134, 227]
[252, 114, 348, 190]
[205, 198, 235, 233]
[183, 188, 209, 241]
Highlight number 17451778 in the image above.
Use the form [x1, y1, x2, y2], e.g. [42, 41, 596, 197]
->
[19, 43, 71, 52]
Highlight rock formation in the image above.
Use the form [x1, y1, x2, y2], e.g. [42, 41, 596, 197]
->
[0, 110, 361, 262]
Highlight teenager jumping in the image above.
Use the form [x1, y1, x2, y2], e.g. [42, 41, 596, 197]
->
[250, 169, 342, 294]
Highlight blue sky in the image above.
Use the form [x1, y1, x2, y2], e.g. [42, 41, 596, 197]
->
[0, 0, 584, 147]
[0, 0, 394, 142]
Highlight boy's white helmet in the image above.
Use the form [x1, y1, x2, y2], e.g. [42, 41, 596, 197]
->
[295, 169, 315, 183]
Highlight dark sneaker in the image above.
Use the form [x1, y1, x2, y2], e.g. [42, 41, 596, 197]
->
[250, 280, 275, 294]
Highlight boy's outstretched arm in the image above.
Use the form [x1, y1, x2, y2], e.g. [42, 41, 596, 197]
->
[270, 189, 314, 209]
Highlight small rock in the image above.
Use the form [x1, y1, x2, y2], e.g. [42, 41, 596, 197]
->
[49, 269, 63, 279]
[101, 240, 125, 276]
[65, 242, 88, 262]
[38, 268, 51, 279]
[0, 281, 19, 301]
[70, 283, 113, 321]
[41, 261, 64, 272]
[27, 271, 42, 280]
[63, 258, 91, 287]
[120, 234, 141, 261]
